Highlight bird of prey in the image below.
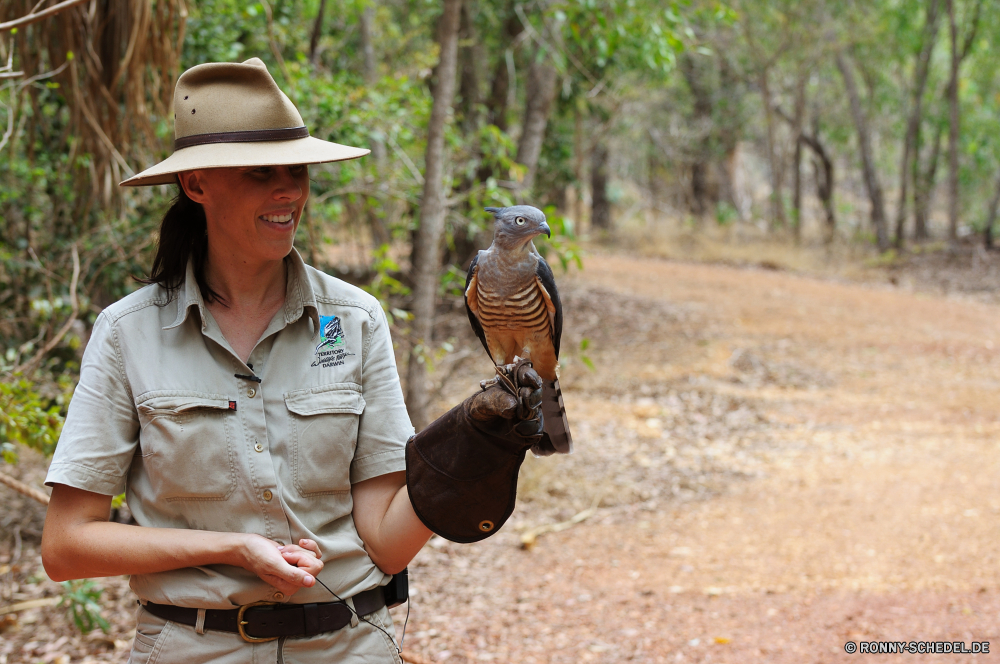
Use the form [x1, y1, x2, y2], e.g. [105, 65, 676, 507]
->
[464, 205, 572, 455]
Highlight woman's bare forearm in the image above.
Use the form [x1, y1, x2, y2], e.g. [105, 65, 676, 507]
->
[42, 484, 315, 595]
[42, 484, 246, 581]
[370, 484, 432, 573]
[352, 472, 431, 575]
[43, 520, 247, 582]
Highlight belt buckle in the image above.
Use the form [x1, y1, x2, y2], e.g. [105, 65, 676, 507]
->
[237, 601, 279, 643]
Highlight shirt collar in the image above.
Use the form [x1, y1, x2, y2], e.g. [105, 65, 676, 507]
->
[163, 247, 319, 334]
[164, 258, 206, 331]
[282, 247, 320, 332]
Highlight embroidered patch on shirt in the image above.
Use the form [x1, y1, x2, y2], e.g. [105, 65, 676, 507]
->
[312, 315, 353, 368]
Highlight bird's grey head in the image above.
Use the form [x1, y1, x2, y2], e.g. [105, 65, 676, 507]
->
[484, 205, 551, 249]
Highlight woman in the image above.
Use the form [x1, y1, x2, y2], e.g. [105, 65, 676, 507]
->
[41, 58, 543, 662]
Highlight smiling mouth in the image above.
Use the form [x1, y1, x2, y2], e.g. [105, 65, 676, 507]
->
[261, 212, 294, 224]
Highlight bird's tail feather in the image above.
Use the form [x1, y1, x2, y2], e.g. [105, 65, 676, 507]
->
[532, 379, 572, 456]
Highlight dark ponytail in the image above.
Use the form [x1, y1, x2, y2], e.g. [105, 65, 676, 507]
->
[139, 187, 223, 304]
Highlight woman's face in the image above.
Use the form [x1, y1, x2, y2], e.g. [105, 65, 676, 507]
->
[181, 165, 310, 265]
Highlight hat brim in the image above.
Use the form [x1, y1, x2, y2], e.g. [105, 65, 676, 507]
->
[119, 136, 370, 187]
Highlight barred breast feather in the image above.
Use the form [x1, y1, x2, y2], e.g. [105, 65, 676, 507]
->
[474, 281, 552, 334]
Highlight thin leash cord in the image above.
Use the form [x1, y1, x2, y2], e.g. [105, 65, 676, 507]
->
[315, 577, 403, 655]
[400, 595, 411, 651]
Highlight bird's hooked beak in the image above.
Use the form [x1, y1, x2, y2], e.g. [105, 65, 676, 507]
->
[539, 221, 551, 238]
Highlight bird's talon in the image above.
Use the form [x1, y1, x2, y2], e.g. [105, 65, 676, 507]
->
[494, 365, 518, 395]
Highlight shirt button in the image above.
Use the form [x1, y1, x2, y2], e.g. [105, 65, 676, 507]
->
[254, 442, 264, 453]
[262, 489, 273, 501]
[273, 592, 284, 601]
[247, 388, 256, 398]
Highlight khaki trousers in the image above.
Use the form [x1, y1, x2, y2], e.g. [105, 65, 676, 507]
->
[128, 604, 403, 664]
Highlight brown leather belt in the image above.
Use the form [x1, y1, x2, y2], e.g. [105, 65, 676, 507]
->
[143, 587, 385, 642]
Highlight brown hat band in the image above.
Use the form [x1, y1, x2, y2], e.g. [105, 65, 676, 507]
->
[174, 126, 309, 151]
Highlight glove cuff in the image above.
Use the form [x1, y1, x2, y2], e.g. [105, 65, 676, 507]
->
[405, 402, 528, 543]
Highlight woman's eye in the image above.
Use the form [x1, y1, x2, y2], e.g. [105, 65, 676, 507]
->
[515, 217, 526, 225]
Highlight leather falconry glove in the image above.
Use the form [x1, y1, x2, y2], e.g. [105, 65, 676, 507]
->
[406, 358, 543, 543]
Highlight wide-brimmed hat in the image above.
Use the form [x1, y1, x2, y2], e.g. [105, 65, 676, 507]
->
[120, 58, 368, 187]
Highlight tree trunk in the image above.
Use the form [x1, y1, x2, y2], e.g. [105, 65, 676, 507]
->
[945, 0, 984, 246]
[716, 55, 742, 220]
[914, 121, 943, 240]
[791, 71, 807, 240]
[591, 141, 611, 231]
[835, 51, 890, 252]
[573, 104, 585, 225]
[446, 3, 488, 267]
[457, 2, 482, 133]
[360, 4, 384, 168]
[405, 0, 463, 429]
[514, 53, 558, 200]
[894, 0, 940, 248]
[984, 170, 1000, 250]
[309, 0, 327, 65]
[360, 4, 378, 83]
[802, 130, 836, 242]
[759, 67, 786, 228]
[483, 7, 524, 132]
[680, 53, 713, 217]
[359, 1, 389, 247]
[473, 4, 524, 186]
[946, 0, 960, 245]
[647, 146, 659, 225]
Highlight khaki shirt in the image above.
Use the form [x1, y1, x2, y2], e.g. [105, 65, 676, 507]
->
[46, 249, 413, 609]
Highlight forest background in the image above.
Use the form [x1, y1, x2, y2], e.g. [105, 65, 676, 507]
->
[2, 0, 998, 444]
[0, 0, 998, 653]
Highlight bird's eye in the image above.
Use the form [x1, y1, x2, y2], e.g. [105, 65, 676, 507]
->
[515, 217, 526, 225]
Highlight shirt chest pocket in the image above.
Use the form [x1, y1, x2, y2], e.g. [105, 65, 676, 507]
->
[135, 393, 237, 502]
[284, 384, 365, 497]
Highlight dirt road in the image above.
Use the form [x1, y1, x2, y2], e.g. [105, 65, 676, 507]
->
[3, 252, 1000, 663]
[401, 253, 1000, 663]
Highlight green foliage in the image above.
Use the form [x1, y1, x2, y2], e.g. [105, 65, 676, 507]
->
[548, 0, 692, 77]
[536, 206, 584, 273]
[865, 248, 901, 267]
[578, 338, 596, 372]
[407, 336, 459, 373]
[716, 202, 739, 226]
[439, 264, 468, 299]
[184, 0, 254, 63]
[0, 379, 70, 464]
[360, 245, 412, 326]
[59, 579, 110, 634]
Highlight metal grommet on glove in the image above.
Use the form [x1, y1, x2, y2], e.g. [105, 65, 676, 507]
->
[479, 520, 495, 532]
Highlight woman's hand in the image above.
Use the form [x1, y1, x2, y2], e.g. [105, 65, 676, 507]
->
[278, 539, 324, 580]
[237, 535, 322, 598]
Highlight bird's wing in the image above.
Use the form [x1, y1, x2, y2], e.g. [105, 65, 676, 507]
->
[464, 253, 491, 358]
[534, 256, 562, 358]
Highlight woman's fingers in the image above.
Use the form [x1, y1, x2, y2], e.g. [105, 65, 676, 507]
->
[277, 541, 321, 559]
[240, 535, 317, 595]
[276, 539, 324, 580]
[298, 538, 322, 558]
[280, 549, 324, 579]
